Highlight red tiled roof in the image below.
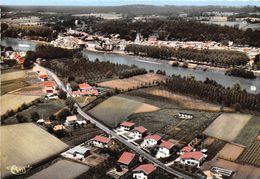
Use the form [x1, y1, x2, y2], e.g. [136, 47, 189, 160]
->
[121, 121, 135, 127]
[133, 126, 147, 134]
[118, 151, 135, 165]
[181, 146, 194, 152]
[79, 83, 92, 89]
[43, 81, 55, 87]
[160, 141, 174, 149]
[180, 151, 204, 161]
[133, 164, 156, 175]
[94, 135, 110, 143]
[39, 75, 48, 79]
[145, 134, 161, 141]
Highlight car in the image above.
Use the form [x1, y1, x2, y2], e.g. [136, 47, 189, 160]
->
[45, 94, 58, 100]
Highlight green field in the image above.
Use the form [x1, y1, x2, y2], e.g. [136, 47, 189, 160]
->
[88, 96, 159, 127]
[234, 116, 260, 147]
[203, 113, 254, 145]
[0, 123, 68, 178]
[128, 109, 219, 142]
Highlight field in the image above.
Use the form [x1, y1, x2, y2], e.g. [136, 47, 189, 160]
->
[218, 143, 245, 161]
[1, 123, 68, 178]
[128, 109, 220, 143]
[234, 116, 260, 147]
[88, 96, 159, 127]
[4, 99, 66, 124]
[8, 83, 45, 96]
[1, 70, 32, 95]
[238, 140, 260, 167]
[28, 160, 89, 179]
[125, 87, 234, 112]
[0, 94, 40, 116]
[97, 73, 167, 91]
[203, 113, 252, 143]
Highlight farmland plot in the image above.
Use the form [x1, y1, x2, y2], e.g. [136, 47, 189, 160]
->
[238, 140, 260, 167]
[88, 96, 159, 127]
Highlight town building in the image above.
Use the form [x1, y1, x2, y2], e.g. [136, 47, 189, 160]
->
[175, 151, 206, 168]
[142, 134, 162, 147]
[156, 140, 175, 159]
[92, 135, 111, 148]
[133, 164, 156, 179]
[117, 151, 136, 169]
[129, 126, 147, 139]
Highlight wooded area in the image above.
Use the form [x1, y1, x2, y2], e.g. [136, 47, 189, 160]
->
[125, 44, 249, 67]
[164, 75, 260, 112]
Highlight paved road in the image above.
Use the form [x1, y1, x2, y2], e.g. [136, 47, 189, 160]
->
[38, 64, 201, 179]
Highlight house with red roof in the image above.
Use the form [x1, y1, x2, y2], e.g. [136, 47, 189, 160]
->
[129, 126, 147, 140]
[117, 151, 136, 169]
[142, 134, 161, 147]
[179, 146, 195, 155]
[119, 121, 135, 131]
[92, 135, 111, 148]
[38, 71, 49, 81]
[133, 164, 156, 179]
[156, 140, 175, 159]
[79, 83, 92, 91]
[42, 81, 57, 94]
[175, 151, 206, 168]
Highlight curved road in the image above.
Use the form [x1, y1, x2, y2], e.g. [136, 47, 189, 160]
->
[38, 64, 203, 179]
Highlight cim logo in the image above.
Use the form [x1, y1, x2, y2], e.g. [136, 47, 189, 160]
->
[7, 165, 32, 175]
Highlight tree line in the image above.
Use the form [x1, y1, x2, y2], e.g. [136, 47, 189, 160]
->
[125, 44, 249, 67]
[119, 68, 147, 79]
[163, 75, 260, 112]
[225, 68, 256, 79]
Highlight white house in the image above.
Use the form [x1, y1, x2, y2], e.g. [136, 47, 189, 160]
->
[133, 164, 156, 179]
[92, 135, 111, 148]
[66, 145, 90, 158]
[129, 126, 147, 140]
[65, 115, 78, 126]
[142, 134, 161, 148]
[175, 151, 206, 168]
[179, 146, 194, 155]
[156, 140, 175, 159]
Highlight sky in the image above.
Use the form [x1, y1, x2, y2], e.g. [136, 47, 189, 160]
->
[2, 0, 260, 6]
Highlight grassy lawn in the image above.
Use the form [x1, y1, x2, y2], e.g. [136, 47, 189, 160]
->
[88, 96, 159, 127]
[128, 109, 220, 143]
[1, 123, 68, 178]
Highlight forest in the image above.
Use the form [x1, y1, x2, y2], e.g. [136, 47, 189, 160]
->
[225, 68, 256, 79]
[164, 75, 260, 112]
[45, 57, 139, 83]
[125, 44, 249, 67]
[95, 19, 260, 47]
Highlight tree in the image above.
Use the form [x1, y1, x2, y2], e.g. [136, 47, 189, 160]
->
[31, 112, 40, 122]
[232, 83, 241, 91]
[16, 114, 24, 123]
[66, 97, 76, 109]
[57, 108, 71, 121]
[49, 114, 56, 121]
[58, 90, 67, 100]
[23, 58, 32, 69]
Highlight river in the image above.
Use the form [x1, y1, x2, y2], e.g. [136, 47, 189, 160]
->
[2, 37, 260, 94]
